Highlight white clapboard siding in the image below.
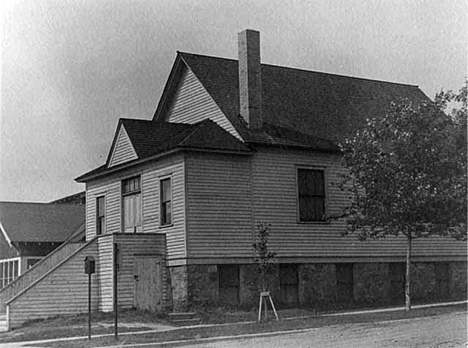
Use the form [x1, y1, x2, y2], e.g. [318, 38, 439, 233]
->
[97, 235, 114, 312]
[165, 66, 241, 139]
[85, 154, 186, 263]
[251, 147, 467, 259]
[142, 159, 186, 261]
[109, 126, 138, 167]
[0, 242, 83, 313]
[186, 153, 253, 257]
[86, 181, 121, 240]
[7, 239, 99, 330]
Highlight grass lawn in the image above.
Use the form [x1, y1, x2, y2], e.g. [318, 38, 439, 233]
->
[1, 303, 465, 347]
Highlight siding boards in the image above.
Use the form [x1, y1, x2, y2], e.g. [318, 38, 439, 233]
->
[186, 153, 252, 257]
[85, 154, 186, 263]
[0, 242, 83, 312]
[109, 127, 138, 167]
[7, 239, 99, 329]
[97, 236, 113, 312]
[166, 66, 240, 139]
[251, 147, 467, 259]
[86, 181, 121, 240]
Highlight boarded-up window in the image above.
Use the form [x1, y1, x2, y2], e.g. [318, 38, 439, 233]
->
[160, 178, 172, 226]
[336, 263, 354, 302]
[96, 196, 106, 235]
[389, 263, 405, 303]
[122, 176, 142, 233]
[435, 262, 450, 298]
[218, 264, 239, 304]
[298, 169, 325, 221]
[279, 264, 299, 305]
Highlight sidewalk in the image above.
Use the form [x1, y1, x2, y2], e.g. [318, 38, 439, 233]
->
[1, 300, 466, 348]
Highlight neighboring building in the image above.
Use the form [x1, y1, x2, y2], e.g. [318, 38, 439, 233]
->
[2, 30, 466, 329]
[0, 202, 85, 288]
[49, 191, 86, 205]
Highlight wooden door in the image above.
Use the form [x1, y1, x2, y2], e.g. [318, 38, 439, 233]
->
[133, 256, 162, 311]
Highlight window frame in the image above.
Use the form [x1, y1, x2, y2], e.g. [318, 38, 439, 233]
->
[159, 176, 173, 227]
[121, 175, 143, 233]
[96, 195, 106, 235]
[296, 166, 328, 223]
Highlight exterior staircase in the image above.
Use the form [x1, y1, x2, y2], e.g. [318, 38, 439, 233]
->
[0, 240, 84, 313]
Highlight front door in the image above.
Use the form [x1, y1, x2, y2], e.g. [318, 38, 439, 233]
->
[133, 256, 162, 311]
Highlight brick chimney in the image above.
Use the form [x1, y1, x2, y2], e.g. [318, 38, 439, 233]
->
[238, 29, 262, 129]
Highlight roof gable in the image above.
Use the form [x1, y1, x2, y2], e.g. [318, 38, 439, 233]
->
[164, 64, 241, 139]
[172, 52, 430, 143]
[108, 125, 138, 167]
[76, 119, 250, 182]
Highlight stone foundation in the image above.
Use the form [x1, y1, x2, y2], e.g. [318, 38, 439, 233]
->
[411, 262, 436, 300]
[354, 263, 389, 305]
[450, 262, 467, 298]
[168, 260, 467, 312]
[299, 263, 336, 307]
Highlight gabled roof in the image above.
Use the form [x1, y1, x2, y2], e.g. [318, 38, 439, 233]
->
[156, 52, 429, 144]
[0, 202, 85, 243]
[76, 119, 250, 182]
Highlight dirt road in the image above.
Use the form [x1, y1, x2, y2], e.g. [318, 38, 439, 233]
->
[182, 311, 467, 348]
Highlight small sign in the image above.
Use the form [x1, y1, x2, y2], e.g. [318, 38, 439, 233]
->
[84, 256, 95, 274]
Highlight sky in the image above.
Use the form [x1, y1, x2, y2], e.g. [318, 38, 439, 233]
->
[1, 0, 467, 202]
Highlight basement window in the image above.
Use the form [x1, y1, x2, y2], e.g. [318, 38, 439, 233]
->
[435, 262, 450, 298]
[336, 263, 354, 303]
[218, 264, 239, 304]
[279, 264, 299, 305]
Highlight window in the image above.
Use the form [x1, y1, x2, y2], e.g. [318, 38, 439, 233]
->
[389, 263, 405, 303]
[297, 168, 325, 221]
[96, 196, 106, 235]
[218, 264, 239, 304]
[279, 264, 299, 305]
[160, 178, 172, 226]
[122, 176, 142, 233]
[435, 262, 450, 298]
[0, 259, 19, 289]
[26, 258, 41, 269]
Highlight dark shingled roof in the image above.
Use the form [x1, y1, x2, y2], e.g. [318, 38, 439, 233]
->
[177, 52, 429, 143]
[0, 202, 85, 243]
[76, 119, 250, 181]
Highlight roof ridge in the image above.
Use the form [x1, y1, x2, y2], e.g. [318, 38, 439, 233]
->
[179, 51, 419, 88]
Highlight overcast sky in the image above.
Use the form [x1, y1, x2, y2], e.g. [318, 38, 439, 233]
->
[1, 0, 466, 202]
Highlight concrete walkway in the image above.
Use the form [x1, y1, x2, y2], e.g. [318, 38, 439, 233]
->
[1, 300, 466, 348]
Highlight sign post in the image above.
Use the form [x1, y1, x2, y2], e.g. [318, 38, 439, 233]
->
[113, 242, 119, 340]
[84, 256, 95, 339]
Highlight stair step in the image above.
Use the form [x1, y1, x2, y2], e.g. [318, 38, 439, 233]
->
[167, 312, 197, 321]
[171, 318, 202, 326]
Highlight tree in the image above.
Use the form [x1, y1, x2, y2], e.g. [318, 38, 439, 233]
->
[253, 222, 277, 292]
[337, 85, 467, 311]
[253, 222, 278, 321]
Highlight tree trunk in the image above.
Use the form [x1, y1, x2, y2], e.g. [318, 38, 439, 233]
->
[405, 233, 412, 311]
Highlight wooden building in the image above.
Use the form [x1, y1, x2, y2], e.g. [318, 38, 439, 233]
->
[2, 30, 466, 329]
[0, 202, 85, 288]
